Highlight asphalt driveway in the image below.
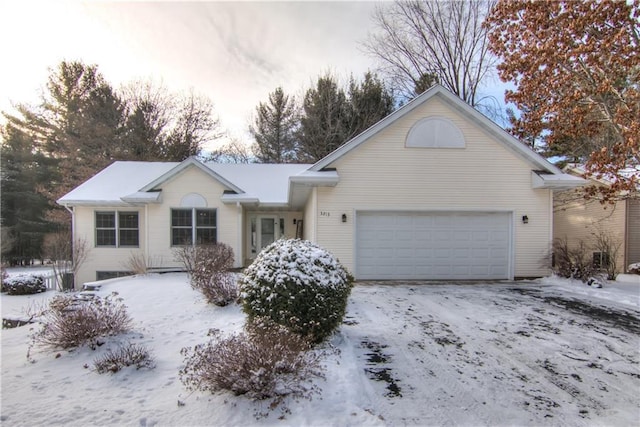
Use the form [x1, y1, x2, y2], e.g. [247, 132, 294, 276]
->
[342, 281, 640, 426]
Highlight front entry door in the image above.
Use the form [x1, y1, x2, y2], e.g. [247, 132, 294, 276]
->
[250, 215, 280, 259]
[259, 216, 278, 249]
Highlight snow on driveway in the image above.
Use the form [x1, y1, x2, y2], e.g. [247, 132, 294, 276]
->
[1, 274, 638, 426]
[344, 282, 639, 426]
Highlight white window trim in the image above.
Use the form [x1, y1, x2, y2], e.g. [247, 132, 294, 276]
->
[171, 208, 217, 246]
[95, 211, 140, 248]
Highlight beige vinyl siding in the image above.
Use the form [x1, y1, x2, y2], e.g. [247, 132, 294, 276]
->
[73, 206, 146, 287]
[313, 96, 552, 278]
[554, 190, 627, 273]
[626, 198, 640, 267]
[145, 166, 240, 269]
[73, 165, 241, 287]
[303, 187, 317, 242]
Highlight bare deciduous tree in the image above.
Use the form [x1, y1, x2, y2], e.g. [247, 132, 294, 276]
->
[204, 138, 253, 164]
[44, 232, 90, 290]
[364, 0, 498, 107]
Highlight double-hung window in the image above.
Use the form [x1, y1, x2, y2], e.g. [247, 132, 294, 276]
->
[95, 211, 139, 247]
[171, 208, 217, 246]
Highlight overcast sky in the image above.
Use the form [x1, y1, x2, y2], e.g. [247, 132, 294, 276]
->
[0, 1, 508, 151]
[0, 1, 386, 148]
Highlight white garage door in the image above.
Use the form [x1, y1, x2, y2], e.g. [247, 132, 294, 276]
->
[356, 211, 511, 280]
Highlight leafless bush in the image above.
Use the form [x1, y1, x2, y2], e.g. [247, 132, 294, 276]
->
[179, 320, 323, 405]
[43, 232, 90, 290]
[174, 243, 238, 306]
[123, 251, 151, 275]
[591, 229, 622, 280]
[551, 238, 595, 282]
[94, 343, 155, 374]
[32, 292, 132, 350]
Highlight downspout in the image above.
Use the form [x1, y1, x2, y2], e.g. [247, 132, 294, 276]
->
[63, 204, 75, 288]
[145, 204, 149, 268]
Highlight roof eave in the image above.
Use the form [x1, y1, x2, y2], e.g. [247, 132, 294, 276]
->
[531, 171, 587, 190]
[56, 199, 133, 207]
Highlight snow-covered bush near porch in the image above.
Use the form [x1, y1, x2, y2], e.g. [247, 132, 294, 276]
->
[240, 239, 353, 343]
[629, 263, 640, 275]
[1, 274, 46, 295]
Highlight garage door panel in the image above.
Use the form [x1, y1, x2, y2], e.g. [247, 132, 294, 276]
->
[357, 212, 511, 280]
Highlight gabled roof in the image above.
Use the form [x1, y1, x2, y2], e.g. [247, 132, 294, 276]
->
[57, 158, 313, 207]
[310, 84, 564, 175]
[140, 157, 244, 194]
[58, 161, 177, 206]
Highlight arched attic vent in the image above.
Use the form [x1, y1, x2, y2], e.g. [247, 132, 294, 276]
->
[181, 193, 207, 208]
[405, 116, 466, 148]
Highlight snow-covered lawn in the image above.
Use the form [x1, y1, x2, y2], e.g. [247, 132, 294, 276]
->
[1, 274, 639, 426]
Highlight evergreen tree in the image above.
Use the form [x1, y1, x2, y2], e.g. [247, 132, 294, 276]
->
[249, 87, 299, 163]
[0, 123, 55, 264]
[346, 72, 394, 138]
[24, 60, 126, 222]
[298, 74, 351, 163]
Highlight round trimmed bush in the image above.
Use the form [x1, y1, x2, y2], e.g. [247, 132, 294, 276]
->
[1, 274, 46, 295]
[240, 239, 353, 343]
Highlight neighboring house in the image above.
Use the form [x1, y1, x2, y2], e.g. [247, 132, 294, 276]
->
[58, 85, 584, 287]
[554, 165, 640, 274]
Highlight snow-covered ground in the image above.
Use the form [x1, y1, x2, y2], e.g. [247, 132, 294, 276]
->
[1, 273, 639, 426]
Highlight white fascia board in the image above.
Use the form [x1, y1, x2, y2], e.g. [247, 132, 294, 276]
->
[56, 199, 132, 207]
[220, 194, 260, 205]
[531, 171, 587, 190]
[289, 171, 339, 186]
[140, 157, 244, 194]
[121, 192, 162, 204]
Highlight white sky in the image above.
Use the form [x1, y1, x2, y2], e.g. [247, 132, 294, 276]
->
[0, 0, 385, 149]
[0, 1, 510, 150]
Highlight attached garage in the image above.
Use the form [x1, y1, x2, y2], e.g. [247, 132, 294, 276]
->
[356, 211, 512, 280]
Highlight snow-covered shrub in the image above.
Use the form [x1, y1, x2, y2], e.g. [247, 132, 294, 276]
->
[179, 320, 322, 402]
[628, 263, 640, 275]
[174, 243, 238, 306]
[94, 343, 155, 374]
[33, 292, 132, 350]
[1, 274, 46, 295]
[240, 239, 353, 343]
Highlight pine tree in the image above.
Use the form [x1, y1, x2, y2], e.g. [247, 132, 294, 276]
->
[298, 74, 351, 163]
[249, 87, 299, 163]
[346, 72, 394, 138]
[0, 123, 54, 264]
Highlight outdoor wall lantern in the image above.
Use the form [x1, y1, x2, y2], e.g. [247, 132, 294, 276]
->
[522, 215, 529, 224]
[342, 214, 347, 223]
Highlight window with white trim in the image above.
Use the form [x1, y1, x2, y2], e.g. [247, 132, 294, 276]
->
[95, 211, 139, 247]
[171, 208, 217, 246]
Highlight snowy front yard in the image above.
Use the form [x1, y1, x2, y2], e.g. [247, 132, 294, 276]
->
[2, 273, 639, 426]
